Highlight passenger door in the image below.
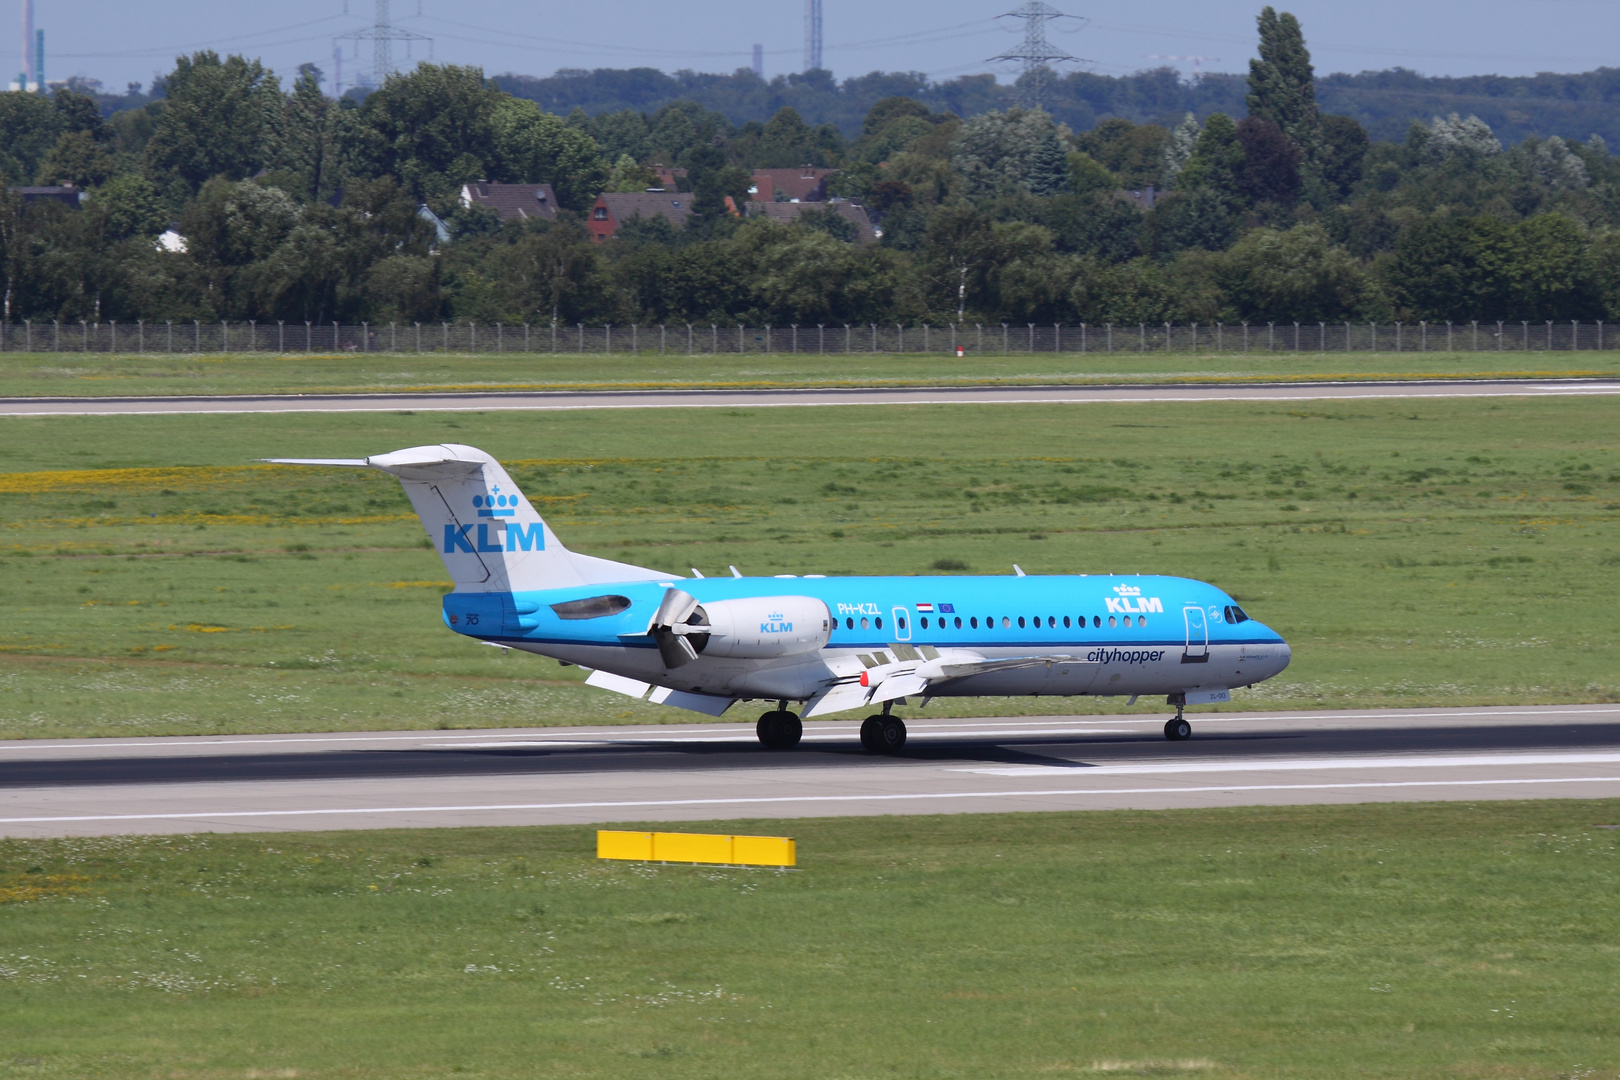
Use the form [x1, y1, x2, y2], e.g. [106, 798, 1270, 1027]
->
[891, 606, 912, 642]
[1182, 605, 1209, 662]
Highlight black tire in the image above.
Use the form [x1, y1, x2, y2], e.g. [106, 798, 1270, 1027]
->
[879, 716, 907, 754]
[859, 715, 885, 753]
[1164, 717, 1192, 741]
[758, 712, 784, 748]
[757, 710, 802, 750]
[777, 713, 802, 750]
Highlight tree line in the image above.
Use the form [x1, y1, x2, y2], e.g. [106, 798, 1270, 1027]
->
[496, 64, 1620, 150]
[3, 6, 1620, 329]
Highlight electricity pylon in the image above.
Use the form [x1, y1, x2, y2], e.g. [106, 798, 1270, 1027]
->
[336, 0, 432, 89]
[804, 0, 823, 71]
[988, 1, 1086, 110]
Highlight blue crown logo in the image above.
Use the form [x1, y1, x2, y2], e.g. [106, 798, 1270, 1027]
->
[474, 485, 516, 518]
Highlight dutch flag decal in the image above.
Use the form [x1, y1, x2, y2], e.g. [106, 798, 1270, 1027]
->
[916, 603, 935, 612]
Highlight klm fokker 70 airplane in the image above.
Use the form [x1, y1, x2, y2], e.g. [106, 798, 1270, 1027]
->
[271, 444, 1291, 753]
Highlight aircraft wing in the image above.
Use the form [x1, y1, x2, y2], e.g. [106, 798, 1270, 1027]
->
[920, 653, 1089, 679]
[823, 649, 1099, 711]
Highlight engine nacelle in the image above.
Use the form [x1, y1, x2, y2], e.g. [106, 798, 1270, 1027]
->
[695, 596, 831, 659]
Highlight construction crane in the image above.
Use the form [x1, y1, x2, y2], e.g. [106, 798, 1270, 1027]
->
[1144, 54, 1221, 77]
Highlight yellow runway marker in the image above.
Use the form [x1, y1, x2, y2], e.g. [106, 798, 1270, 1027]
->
[597, 830, 796, 868]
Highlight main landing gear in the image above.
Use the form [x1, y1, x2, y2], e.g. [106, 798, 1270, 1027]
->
[859, 702, 907, 754]
[1163, 695, 1192, 741]
[756, 703, 802, 750]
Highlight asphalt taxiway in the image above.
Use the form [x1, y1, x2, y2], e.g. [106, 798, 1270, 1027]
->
[2, 378, 1619, 417]
[1, 705, 1616, 837]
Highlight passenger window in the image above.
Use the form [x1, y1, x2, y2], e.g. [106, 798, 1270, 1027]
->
[1137, 615, 1147, 627]
[1001, 616, 1010, 629]
[898, 616, 906, 630]
[1017, 616, 1026, 628]
[1108, 616, 1117, 628]
[1048, 616, 1056, 628]
[860, 617, 869, 629]
[846, 617, 854, 629]
[920, 617, 929, 629]
[1063, 615, 1071, 628]
[1093, 615, 1101, 628]
[875, 617, 884, 630]
[954, 616, 962, 629]
[970, 616, 978, 629]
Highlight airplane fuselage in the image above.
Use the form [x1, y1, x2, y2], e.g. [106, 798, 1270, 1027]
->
[442, 572, 1290, 705]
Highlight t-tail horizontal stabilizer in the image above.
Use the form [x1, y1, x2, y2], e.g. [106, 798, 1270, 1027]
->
[262, 444, 670, 593]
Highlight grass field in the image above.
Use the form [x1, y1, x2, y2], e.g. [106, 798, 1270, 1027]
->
[2, 802, 1618, 1079]
[0, 349, 1615, 397]
[0, 396, 1615, 738]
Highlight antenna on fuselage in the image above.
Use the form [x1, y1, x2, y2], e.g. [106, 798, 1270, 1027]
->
[730, 565, 743, 578]
[1013, 565, 1026, 577]
[691, 568, 705, 578]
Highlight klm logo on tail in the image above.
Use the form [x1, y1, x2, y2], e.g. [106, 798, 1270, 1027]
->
[444, 491, 544, 553]
[474, 486, 517, 518]
[444, 521, 545, 553]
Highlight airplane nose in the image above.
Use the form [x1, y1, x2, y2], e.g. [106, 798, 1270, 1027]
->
[1275, 640, 1292, 675]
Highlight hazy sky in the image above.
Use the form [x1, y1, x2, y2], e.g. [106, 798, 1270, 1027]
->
[14, 0, 1618, 94]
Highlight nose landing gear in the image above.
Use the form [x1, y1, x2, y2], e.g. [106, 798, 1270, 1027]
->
[1163, 694, 1192, 741]
[756, 702, 802, 750]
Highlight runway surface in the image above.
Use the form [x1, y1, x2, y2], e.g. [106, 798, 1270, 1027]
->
[1, 705, 1617, 837]
[3, 378, 1620, 417]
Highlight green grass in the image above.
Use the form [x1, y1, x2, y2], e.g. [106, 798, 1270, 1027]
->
[3, 803, 1618, 1078]
[0, 348, 1614, 397]
[1, 397, 1617, 738]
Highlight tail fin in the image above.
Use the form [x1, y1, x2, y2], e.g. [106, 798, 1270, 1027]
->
[265, 444, 670, 592]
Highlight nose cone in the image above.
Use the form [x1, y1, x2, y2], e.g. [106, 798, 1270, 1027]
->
[1246, 624, 1290, 682]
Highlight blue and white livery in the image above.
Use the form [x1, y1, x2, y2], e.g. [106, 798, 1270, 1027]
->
[269, 444, 1291, 752]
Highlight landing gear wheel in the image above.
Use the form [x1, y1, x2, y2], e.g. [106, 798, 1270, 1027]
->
[878, 716, 907, 754]
[859, 715, 885, 753]
[777, 713, 802, 749]
[756, 710, 802, 750]
[1164, 716, 1192, 741]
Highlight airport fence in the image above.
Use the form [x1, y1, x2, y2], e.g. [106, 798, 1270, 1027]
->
[1, 319, 1618, 355]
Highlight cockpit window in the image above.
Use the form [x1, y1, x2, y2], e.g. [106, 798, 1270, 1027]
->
[550, 595, 632, 620]
[1223, 605, 1251, 624]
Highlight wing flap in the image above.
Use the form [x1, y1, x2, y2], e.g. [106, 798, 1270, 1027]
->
[647, 686, 736, 716]
[802, 680, 872, 718]
[869, 673, 928, 704]
[585, 669, 652, 699]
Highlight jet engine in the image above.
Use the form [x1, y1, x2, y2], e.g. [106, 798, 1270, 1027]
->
[697, 596, 831, 659]
[646, 588, 830, 667]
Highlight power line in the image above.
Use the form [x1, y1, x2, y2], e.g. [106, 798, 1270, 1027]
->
[54, 15, 347, 60]
[987, 1, 1088, 108]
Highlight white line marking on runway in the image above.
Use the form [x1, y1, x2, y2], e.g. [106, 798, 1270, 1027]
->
[956, 750, 1620, 776]
[3, 776, 1618, 825]
[0, 705, 1611, 755]
[7, 382, 1620, 417]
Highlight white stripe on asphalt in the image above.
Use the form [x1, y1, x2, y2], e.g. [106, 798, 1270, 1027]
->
[6, 382, 1620, 417]
[1, 775, 1618, 825]
[956, 750, 1620, 776]
[0, 706, 1615, 755]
